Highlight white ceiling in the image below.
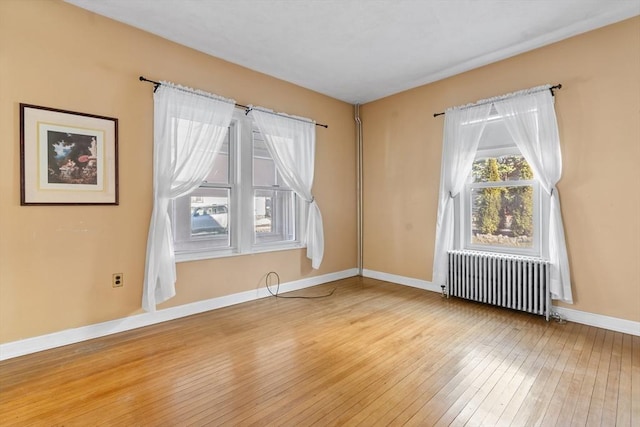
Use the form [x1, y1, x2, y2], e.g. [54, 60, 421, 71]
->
[65, 0, 639, 104]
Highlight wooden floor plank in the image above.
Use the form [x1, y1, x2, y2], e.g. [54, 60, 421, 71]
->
[631, 336, 640, 426]
[553, 325, 598, 427]
[493, 324, 569, 427]
[194, 287, 432, 425]
[316, 301, 507, 427]
[445, 320, 541, 426]
[539, 324, 592, 426]
[271, 297, 464, 426]
[512, 320, 580, 426]
[349, 307, 511, 426]
[601, 332, 624, 425]
[585, 329, 615, 426]
[465, 319, 547, 426]
[390, 313, 528, 426]
[568, 327, 605, 426]
[478, 321, 558, 427]
[0, 277, 637, 426]
[614, 333, 633, 427]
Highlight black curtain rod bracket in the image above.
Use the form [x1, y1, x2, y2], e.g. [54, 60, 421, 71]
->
[432, 83, 562, 118]
[549, 83, 562, 96]
[139, 76, 328, 128]
[139, 76, 161, 92]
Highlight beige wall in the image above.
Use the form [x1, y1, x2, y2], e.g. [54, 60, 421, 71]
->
[361, 17, 640, 322]
[0, 0, 356, 343]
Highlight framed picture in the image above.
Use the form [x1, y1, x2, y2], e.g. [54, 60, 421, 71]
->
[20, 104, 118, 205]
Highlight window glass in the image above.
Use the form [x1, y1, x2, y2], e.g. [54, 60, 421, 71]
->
[174, 187, 231, 252]
[202, 137, 229, 185]
[466, 154, 538, 253]
[253, 157, 276, 187]
[471, 155, 533, 183]
[252, 132, 287, 187]
[190, 193, 229, 238]
[469, 185, 534, 249]
[254, 189, 295, 244]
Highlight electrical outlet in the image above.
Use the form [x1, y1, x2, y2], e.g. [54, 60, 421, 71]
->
[112, 273, 123, 288]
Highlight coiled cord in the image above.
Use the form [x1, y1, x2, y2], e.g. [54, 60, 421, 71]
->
[265, 271, 336, 299]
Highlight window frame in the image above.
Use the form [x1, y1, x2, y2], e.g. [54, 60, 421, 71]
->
[457, 144, 546, 258]
[173, 110, 306, 262]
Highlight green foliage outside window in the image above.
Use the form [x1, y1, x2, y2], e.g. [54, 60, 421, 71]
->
[479, 158, 502, 235]
[510, 162, 533, 237]
[471, 155, 535, 246]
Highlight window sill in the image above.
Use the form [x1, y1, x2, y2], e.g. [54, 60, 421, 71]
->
[175, 242, 305, 263]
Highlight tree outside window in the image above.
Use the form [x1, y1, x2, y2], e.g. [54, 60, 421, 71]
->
[469, 154, 536, 251]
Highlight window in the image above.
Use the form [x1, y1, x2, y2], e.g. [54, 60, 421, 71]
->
[252, 129, 297, 245]
[459, 119, 542, 256]
[173, 130, 233, 253]
[172, 111, 304, 261]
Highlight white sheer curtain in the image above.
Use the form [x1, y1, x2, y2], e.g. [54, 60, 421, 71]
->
[494, 88, 573, 303]
[143, 83, 235, 312]
[250, 109, 324, 268]
[432, 104, 492, 285]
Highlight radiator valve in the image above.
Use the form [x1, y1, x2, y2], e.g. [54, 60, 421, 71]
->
[550, 311, 567, 324]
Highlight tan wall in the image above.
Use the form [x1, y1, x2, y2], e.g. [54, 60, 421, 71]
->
[0, 0, 356, 343]
[361, 17, 640, 322]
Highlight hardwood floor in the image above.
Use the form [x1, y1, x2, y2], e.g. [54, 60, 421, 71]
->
[1, 277, 638, 426]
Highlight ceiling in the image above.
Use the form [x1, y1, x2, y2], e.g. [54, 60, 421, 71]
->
[64, 0, 639, 104]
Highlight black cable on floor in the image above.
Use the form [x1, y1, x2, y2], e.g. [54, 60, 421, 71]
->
[265, 271, 336, 299]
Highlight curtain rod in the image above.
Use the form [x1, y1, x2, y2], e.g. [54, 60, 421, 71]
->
[432, 84, 562, 118]
[139, 76, 328, 128]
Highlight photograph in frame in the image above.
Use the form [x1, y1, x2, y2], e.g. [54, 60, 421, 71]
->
[20, 104, 118, 205]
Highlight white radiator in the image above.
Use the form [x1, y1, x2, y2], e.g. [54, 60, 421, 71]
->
[447, 250, 551, 320]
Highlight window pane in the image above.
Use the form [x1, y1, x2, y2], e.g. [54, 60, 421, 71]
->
[253, 130, 288, 187]
[190, 190, 229, 241]
[472, 155, 533, 183]
[470, 185, 534, 248]
[173, 118, 227, 185]
[254, 189, 295, 244]
[254, 157, 276, 186]
[202, 135, 229, 185]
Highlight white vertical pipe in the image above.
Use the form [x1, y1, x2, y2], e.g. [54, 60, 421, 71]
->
[354, 104, 363, 276]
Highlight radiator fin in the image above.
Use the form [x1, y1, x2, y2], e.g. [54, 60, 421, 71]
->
[447, 250, 550, 320]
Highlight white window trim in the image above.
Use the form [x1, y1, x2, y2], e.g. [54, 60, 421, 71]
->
[173, 110, 307, 263]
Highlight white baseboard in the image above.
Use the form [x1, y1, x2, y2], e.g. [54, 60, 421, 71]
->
[362, 269, 442, 293]
[0, 268, 358, 361]
[552, 306, 640, 336]
[362, 269, 640, 337]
